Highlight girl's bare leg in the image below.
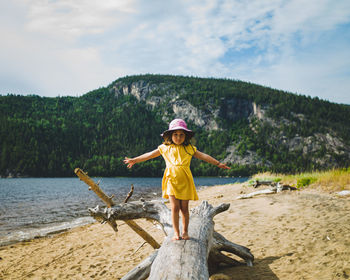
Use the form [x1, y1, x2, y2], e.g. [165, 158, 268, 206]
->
[169, 195, 181, 240]
[179, 200, 190, 240]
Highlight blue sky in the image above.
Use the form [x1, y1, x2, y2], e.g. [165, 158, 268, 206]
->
[1, 0, 350, 104]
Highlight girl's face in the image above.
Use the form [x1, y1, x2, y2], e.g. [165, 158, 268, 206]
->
[172, 130, 186, 145]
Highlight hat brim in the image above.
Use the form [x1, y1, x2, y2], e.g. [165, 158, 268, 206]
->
[161, 127, 194, 138]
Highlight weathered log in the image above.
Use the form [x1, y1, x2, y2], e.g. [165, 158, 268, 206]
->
[211, 232, 254, 267]
[75, 168, 160, 249]
[121, 250, 158, 280]
[236, 188, 276, 199]
[89, 200, 172, 235]
[237, 182, 297, 199]
[336, 190, 350, 197]
[253, 179, 275, 188]
[149, 201, 228, 279]
[75, 168, 115, 207]
[89, 200, 254, 279]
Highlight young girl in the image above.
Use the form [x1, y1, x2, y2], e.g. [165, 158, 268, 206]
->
[124, 119, 230, 241]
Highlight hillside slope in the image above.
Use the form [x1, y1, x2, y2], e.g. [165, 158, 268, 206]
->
[1, 74, 349, 177]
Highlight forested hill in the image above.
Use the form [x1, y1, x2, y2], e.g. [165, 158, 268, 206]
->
[1, 74, 350, 177]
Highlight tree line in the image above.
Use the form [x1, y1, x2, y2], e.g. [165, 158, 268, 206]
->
[1, 74, 349, 177]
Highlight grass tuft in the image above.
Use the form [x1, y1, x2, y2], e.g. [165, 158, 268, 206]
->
[252, 168, 350, 192]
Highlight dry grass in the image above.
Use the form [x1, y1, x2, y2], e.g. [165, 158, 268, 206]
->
[252, 168, 350, 192]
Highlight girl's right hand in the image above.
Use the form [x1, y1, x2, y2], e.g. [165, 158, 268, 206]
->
[124, 157, 135, 169]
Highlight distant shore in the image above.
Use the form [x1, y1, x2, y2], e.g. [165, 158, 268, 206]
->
[1, 182, 349, 279]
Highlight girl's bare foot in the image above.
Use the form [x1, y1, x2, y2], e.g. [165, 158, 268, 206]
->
[172, 235, 182, 241]
[182, 232, 190, 240]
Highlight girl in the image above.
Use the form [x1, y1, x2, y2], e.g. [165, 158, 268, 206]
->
[124, 119, 230, 241]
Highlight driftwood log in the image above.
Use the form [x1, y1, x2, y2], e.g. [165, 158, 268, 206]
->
[90, 200, 254, 279]
[75, 168, 254, 279]
[237, 182, 297, 199]
[253, 179, 275, 188]
[74, 168, 160, 249]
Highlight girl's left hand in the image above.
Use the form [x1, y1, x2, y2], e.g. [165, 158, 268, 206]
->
[124, 157, 135, 169]
[218, 163, 231, 169]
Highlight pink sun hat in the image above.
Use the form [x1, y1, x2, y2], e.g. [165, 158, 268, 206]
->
[161, 119, 194, 137]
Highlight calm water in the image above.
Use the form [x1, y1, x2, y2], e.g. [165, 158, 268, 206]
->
[0, 177, 247, 246]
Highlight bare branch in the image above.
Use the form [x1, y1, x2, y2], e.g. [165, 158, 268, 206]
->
[124, 184, 134, 203]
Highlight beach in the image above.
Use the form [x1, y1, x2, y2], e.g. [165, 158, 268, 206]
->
[1, 182, 349, 280]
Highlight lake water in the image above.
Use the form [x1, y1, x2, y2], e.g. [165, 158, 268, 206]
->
[0, 176, 247, 246]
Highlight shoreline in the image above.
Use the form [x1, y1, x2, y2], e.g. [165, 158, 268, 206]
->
[0, 178, 245, 247]
[1, 182, 349, 279]
[0, 216, 95, 248]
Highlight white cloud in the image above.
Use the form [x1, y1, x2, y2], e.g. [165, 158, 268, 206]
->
[247, 41, 350, 104]
[26, 0, 136, 39]
[0, 0, 350, 104]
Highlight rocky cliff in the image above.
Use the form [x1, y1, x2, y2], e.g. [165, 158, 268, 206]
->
[110, 78, 350, 171]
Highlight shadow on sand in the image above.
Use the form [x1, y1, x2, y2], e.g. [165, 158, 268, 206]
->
[211, 253, 294, 280]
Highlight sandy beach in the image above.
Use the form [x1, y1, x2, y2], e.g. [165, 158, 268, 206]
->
[1, 182, 349, 280]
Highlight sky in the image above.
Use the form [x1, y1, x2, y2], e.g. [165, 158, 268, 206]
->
[1, 0, 350, 105]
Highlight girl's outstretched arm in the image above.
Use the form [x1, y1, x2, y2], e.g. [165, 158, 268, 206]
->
[124, 149, 161, 169]
[193, 150, 231, 169]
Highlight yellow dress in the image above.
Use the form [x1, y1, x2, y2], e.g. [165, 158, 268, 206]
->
[158, 144, 198, 201]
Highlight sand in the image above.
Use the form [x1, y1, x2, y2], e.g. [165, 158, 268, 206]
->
[1, 183, 349, 280]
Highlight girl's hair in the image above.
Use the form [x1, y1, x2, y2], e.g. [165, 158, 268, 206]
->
[163, 130, 195, 155]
